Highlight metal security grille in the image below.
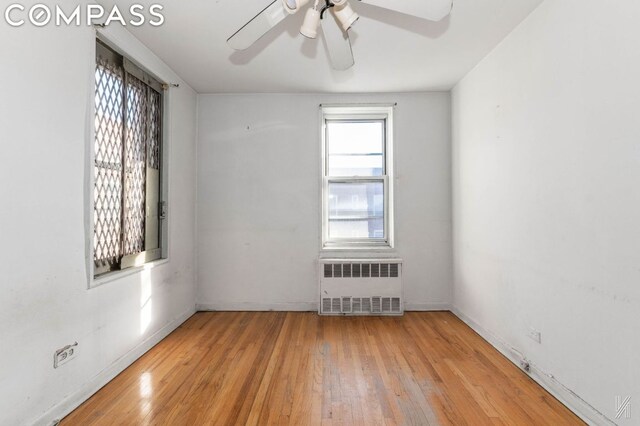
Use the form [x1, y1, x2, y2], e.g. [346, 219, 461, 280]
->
[148, 91, 161, 170]
[94, 47, 125, 270]
[94, 40, 164, 276]
[123, 75, 147, 256]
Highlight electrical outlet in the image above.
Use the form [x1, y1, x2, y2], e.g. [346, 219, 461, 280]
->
[54, 342, 78, 368]
[527, 328, 542, 344]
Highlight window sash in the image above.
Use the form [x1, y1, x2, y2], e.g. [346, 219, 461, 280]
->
[322, 106, 394, 249]
[325, 118, 386, 177]
[323, 177, 389, 246]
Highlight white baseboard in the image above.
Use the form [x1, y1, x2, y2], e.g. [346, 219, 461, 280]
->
[196, 302, 318, 312]
[196, 302, 451, 313]
[451, 306, 614, 426]
[31, 307, 196, 426]
[404, 302, 451, 311]
[196, 301, 451, 313]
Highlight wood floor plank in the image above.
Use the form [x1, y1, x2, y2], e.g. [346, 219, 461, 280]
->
[62, 312, 584, 426]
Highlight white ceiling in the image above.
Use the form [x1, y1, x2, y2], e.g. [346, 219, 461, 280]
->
[117, 0, 542, 93]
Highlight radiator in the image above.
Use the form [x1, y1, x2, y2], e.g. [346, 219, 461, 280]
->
[319, 259, 403, 316]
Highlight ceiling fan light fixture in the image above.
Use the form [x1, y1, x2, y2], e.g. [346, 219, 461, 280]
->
[300, 7, 321, 39]
[282, 0, 310, 14]
[228, 0, 454, 70]
[333, 1, 359, 32]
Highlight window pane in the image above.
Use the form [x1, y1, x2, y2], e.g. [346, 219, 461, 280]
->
[328, 181, 384, 239]
[327, 121, 384, 176]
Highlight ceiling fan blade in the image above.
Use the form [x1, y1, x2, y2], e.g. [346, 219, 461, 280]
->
[357, 0, 453, 21]
[227, 1, 288, 50]
[320, 13, 355, 71]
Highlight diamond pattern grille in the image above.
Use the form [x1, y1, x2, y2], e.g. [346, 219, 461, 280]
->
[123, 75, 147, 256]
[148, 90, 161, 170]
[94, 56, 124, 269]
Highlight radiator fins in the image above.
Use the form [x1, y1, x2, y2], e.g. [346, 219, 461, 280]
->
[324, 264, 332, 278]
[331, 298, 341, 312]
[362, 298, 371, 313]
[390, 263, 399, 277]
[321, 296, 402, 315]
[322, 298, 332, 312]
[323, 263, 400, 279]
[342, 297, 352, 313]
[333, 264, 342, 278]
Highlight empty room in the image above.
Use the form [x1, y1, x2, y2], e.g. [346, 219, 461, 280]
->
[1, 0, 638, 424]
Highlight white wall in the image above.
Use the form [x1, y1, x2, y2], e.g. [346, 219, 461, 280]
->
[197, 93, 451, 311]
[0, 15, 198, 426]
[452, 1, 640, 424]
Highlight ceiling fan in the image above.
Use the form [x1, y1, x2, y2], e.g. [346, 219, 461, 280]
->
[227, 0, 453, 71]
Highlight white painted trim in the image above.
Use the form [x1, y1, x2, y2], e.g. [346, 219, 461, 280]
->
[91, 259, 169, 288]
[404, 302, 451, 311]
[30, 308, 195, 426]
[318, 258, 404, 263]
[196, 302, 318, 312]
[320, 105, 395, 250]
[196, 302, 450, 313]
[451, 307, 615, 426]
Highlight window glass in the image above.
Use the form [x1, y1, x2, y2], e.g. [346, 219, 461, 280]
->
[328, 181, 384, 239]
[327, 121, 384, 177]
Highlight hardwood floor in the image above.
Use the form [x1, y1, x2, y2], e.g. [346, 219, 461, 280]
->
[62, 312, 583, 425]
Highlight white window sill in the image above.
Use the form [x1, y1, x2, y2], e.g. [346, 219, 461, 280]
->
[90, 258, 169, 289]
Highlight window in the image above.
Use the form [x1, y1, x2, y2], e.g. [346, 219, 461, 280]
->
[93, 40, 165, 277]
[322, 105, 394, 249]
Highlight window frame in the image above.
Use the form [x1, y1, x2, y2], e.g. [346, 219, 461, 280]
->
[90, 36, 169, 286]
[321, 105, 395, 250]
